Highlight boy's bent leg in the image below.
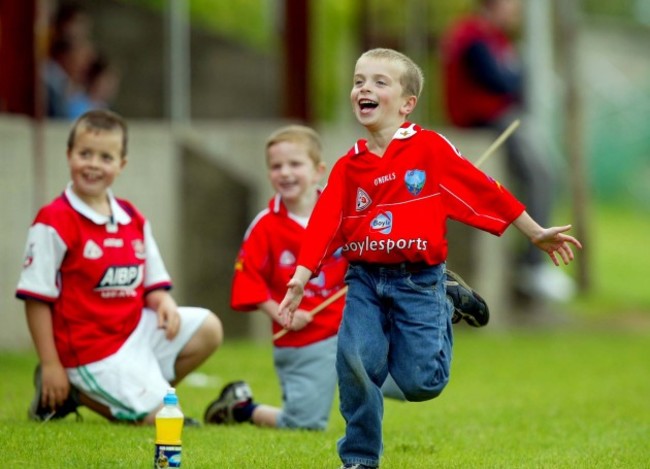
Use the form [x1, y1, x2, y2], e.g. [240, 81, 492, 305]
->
[67, 309, 215, 424]
[337, 265, 388, 468]
[274, 336, 338, 430]
[172, 309, 222, 383]
[389, 264, 453, 401]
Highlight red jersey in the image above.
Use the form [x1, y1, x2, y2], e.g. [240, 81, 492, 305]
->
[441, 15, 518, 126]
[231, 193, 347, 347]
[297, 123, 525, 272]
[16, 186, 172, 367]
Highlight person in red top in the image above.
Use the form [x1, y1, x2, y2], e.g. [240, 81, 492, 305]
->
[204, 125, 491, 431]
[16, 110, 223, 424]
[278, 48, 582, 469]
[440, 0, 576, 301]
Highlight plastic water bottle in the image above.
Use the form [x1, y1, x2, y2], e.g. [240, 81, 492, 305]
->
[154, 388, 184, 468]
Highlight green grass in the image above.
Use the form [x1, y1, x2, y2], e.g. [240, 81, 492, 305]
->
[3, 203, 649, 467]
[2, 330, 649, 468]
[566, 203, 650, 316]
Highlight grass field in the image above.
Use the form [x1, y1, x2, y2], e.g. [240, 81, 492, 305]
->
[2, 329, 649, 468]
[2, 203, 649, 468]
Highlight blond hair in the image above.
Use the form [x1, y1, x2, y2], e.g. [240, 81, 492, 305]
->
[67, 109, 128, 157]
[265, 125, 323, 165]
[358, 48, 424, 99]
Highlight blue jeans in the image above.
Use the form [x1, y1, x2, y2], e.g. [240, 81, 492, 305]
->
[336, 262, 453, 467]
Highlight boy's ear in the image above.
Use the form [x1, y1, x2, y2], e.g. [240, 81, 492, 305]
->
[120, 156, 128, 169]
[316, 162, 327, 179]
[401, 95, 418, 116]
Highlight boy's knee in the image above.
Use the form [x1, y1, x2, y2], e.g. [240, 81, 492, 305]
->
[399, 375, 450, 402]
[199, 312, 223, 351]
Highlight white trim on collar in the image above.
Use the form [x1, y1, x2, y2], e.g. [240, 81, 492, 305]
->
[65, 183, 132, 226]
[392, 123, 417, 140]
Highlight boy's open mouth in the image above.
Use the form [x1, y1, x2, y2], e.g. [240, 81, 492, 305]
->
[359, 99, 378, 110]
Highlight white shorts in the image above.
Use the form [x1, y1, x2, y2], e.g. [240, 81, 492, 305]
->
[66, 307, 209, 421]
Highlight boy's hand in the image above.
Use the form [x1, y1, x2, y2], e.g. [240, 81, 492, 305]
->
[41, 362, 70, 410]
[287, 309, 313, 331]
[147, 290, 181, 340]
[278, 278, 306, 329]
[157, 302, 181, 340]
[531, 225, 582, 266]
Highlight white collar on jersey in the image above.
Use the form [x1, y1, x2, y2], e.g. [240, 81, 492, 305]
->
[65, 183, 132, 227]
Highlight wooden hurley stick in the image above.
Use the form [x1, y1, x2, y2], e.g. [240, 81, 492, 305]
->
[473, 119, 520, 168]
[272, 286, 348, 340]
[273, 119, 520, 339]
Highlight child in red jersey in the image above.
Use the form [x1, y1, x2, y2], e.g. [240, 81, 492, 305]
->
[16, 110, 223, 424]
[278, 49, 582, 468]
[204, 125, 489, 430]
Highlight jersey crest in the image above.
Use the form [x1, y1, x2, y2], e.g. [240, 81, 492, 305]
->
[356, 187, 372, 211]
[83, 240, 103, 259]
[279, 250, 296, 266]
[404, 169, 426, 196]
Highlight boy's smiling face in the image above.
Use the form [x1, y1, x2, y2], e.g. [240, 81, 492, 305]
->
[67, 126, 126, 206]
[351, 56, 416, 132]
[267, 140, 324, 205]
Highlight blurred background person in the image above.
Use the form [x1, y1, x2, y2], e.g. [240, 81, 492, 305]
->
[68, 54, 121, 119]
[43, 2, 96, 118]
[440, 0, 576, 303]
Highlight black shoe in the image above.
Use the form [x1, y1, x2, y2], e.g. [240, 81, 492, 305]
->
[339, 464, 376, 469]
[28, 364, 81, 422]
[445, 270, 490, 327]
[203, 381, 253, 424]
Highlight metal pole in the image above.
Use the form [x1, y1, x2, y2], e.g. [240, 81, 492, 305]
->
[167, 0, 190, 123]
[523, 0, 553, 145]
[556, 0, 591, 291]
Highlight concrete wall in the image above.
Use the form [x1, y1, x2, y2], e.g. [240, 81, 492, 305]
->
[0, 116, 512, 351]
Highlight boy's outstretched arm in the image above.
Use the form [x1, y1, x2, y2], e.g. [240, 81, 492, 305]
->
[278, 266, 313, 328]
[512, 211, 582, 266]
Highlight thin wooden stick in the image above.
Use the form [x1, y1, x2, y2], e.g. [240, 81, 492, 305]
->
[272, 286, 348, 340]
[274, 120, 520, 339]
[474, 119, 520, 168]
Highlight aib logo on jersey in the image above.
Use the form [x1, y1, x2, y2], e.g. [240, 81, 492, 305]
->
[96, 265, 143, 290]
[370, 211, 392, 235]
[404, 169, 426, 196]
[356, 187, 372, 211]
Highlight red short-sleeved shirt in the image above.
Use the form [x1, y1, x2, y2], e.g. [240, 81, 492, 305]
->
[231, 193, 347, 347]
[16, 186, 172, 366]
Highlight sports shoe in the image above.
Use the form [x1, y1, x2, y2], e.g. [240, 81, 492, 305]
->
[28, 364, 81, 422]
[203, 380, 253, 424]
[339, 464, 376, 469]
[445, 270, 490, 327]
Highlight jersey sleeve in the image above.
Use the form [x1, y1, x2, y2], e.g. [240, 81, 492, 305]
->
[297, 159, 346, 273]
[230, 218, 273, 311]
[143, 221, 172, 291]
[437, 134, 525, 235]
[16, 222, 67, 303]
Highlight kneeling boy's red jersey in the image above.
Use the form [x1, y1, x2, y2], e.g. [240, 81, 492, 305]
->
[16, 187, 172, 367]
[231, 194, 347, 347]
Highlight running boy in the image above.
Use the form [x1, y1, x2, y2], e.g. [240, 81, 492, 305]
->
[16, 110, 223, 424]
[204, 125, 485, 430]
[278, 49, 581, 468]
